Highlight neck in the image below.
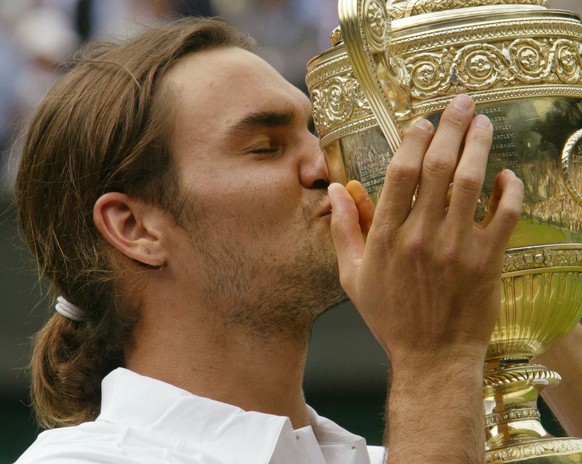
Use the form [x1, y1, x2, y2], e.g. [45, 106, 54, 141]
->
[125, 302, 312, 428]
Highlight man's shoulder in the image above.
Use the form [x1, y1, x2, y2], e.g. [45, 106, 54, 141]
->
[14, 421, 220, 464]
[15, 422, 128, 464]
[15, 420, 386, 464]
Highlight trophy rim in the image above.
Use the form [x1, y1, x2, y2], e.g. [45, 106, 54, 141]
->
[392, 4, 576, 32]
[306, 6, 582, 68]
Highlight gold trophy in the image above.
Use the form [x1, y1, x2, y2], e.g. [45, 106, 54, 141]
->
[306, 1, 582, 462]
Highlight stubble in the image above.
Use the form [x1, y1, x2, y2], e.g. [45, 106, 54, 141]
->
[178, 195, 346, 345]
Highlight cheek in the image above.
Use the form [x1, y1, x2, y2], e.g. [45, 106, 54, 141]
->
[179, 162, 303, 235]
[197, 187, 296, 235]
[213, 174, 298, 214]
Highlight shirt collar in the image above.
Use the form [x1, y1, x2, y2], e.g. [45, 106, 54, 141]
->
[97, 368, 370, 463]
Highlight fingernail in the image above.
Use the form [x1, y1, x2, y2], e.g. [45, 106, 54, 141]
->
[453, 94, 474, 111]
[414, 119, 433, 132]
[473, 114, 492, 129]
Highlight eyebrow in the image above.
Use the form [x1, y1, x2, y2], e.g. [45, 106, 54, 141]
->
[226, 109, 295, 139]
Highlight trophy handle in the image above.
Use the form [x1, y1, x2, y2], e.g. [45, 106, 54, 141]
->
[562, 128, 582, 208]
[339, 0, 404, 155]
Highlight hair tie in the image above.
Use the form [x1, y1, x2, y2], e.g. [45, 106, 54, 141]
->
[55, 296, 85, 322]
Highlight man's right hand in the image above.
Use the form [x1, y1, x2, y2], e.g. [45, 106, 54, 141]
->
[328, 94, 524, 463]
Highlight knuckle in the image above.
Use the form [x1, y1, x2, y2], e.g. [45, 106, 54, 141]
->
[454, 172, 482, 194]
[373, 221, 400, 246]
[423, 156, 455, 178]
[402, 229, 431, 259]
[441, 113, 468, 132]
[468, 129, 493, 146]
[386, 160, 418, 184]
[476, 244, 503, 275]
[499, 202, 522, 224]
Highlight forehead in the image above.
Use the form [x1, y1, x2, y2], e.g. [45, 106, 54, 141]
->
[163, 47, 311, 151]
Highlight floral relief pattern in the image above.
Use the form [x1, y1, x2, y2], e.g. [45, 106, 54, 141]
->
[307, 4, 582, 146]
[364, 0, 390, 53]
[310, 71, 372, 137]
[403, 38, 582, 99]
[389, 0, 549, 20]
[486, 438, 582, 463]
[503, 247, 582, 273]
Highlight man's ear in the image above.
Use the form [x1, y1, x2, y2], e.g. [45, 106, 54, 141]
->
[93, 192, 168, 268]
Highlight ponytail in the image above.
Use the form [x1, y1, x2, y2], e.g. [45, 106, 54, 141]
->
[17, 18, 253, 428]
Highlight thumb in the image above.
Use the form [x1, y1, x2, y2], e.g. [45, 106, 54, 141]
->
[328, 183, 365, 292]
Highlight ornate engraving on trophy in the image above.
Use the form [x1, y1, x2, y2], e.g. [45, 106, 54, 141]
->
[363, 0, 389, 53]
[307, 53, 379, 148]
[401, 38, 582, 102]
[485, 408, 541, 428]
[555, 39, 582, 84]
[389, 0, 549, 20]
[486, 439, 582, 463]
[503, 247, 582, 273]
[311, 73, 366, 128]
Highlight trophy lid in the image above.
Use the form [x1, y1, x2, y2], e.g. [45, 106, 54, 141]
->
[306, 0, 582, 148]
[389, 0, 548, 20]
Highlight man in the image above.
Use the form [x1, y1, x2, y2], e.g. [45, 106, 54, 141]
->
[14, 17, 581, 464]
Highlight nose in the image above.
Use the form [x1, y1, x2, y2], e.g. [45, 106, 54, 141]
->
[299, 132, 329, 190]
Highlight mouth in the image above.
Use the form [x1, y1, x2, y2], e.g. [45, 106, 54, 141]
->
[318, 201, 332, 218]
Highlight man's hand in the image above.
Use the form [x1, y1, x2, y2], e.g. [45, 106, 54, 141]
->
[329, 93, 523, 366]
[328, 94, 524, 463]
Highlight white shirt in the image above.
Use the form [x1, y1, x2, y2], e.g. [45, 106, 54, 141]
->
[16, 368, 386, 464]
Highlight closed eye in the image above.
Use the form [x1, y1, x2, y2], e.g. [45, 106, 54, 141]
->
[251, 145, 283, 158]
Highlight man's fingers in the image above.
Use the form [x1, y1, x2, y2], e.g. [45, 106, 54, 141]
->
[446, 114, 493, 227]
[346, 180, 375, 236]
[482, 169, 524, 242]
[374, 118, 434, 232]
[328, 183, 365, 292]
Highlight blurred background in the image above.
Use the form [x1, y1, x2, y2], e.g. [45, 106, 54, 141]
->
[1, 0, 580, 462]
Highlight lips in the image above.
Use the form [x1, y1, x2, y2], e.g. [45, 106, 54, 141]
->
[318, 201, 332, 217]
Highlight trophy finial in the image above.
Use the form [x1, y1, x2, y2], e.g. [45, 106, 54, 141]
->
[330, 26, 343, 46]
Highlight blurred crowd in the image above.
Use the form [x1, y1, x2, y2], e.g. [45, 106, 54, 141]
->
[0, 0, 339, 193]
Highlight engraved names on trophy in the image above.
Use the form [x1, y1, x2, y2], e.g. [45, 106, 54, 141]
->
[340, 126, 393, 203]
[477, 105, 518, 162]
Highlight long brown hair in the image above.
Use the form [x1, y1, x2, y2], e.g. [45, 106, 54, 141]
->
[15, 18, 253, 429]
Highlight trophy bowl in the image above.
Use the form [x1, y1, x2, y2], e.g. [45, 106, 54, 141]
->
[306, 1, 582, 462]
